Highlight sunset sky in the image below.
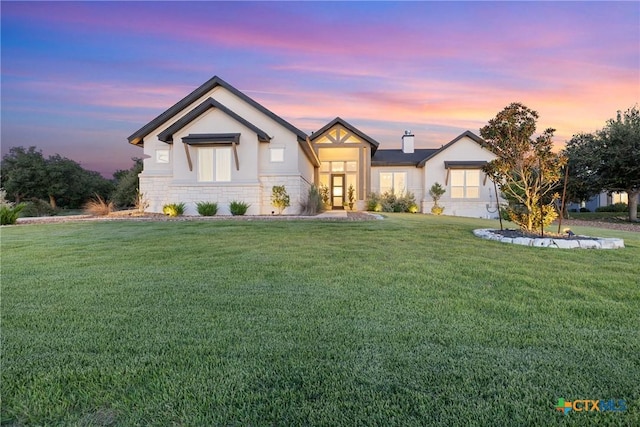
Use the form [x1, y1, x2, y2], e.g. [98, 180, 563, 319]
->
[2, 1, 639, 177]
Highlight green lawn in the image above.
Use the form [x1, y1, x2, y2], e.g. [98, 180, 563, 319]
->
[1, 214, 638, 426]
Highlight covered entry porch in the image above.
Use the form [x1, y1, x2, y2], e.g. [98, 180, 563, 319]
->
[310, 118, 379, 210]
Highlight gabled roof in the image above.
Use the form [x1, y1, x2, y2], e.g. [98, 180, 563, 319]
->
[157, 97, 270, 143]
[127, 75, 308, 146]
[371, 149, 438, 167]
[311, 117, 381, 154]
[416, 131, 486, 167]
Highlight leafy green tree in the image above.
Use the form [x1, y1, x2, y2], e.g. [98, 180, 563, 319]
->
[1, 146, 48, 203]
[1, 146, 113, 209]
[598, 107, 640, 221]
[111, 158, 143, 207]
[566, 106, 640, 221]
[561, 133, 603, 214]
[479, 103, 565, 232]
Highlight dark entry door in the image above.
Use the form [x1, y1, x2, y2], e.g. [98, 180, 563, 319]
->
[331, 174, 345, 210]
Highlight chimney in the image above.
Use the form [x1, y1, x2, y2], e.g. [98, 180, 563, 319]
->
[402, 130, 414, 154]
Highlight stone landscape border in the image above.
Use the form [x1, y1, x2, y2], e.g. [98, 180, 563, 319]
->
[473, 229, 625, 249]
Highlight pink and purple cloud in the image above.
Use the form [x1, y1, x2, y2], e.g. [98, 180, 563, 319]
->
[2, 1, 638, 176]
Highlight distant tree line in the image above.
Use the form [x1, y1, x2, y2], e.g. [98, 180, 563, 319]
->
[0, 146, 142, 213]
[562, 106, 639, 221]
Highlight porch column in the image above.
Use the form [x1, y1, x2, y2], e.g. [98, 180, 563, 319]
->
[358, 146, 365, 199]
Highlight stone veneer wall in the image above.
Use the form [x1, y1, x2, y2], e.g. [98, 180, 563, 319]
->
[140, 173, 311, 216]
[139, 174, 172, 214]
[421, 200, 500, 219]
[259, 175, 311, 215]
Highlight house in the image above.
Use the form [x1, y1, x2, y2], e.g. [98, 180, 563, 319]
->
[128, 76, 500, 218]
[569, 191, 638, 212]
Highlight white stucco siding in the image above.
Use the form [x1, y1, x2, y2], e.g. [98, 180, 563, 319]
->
[371, 166, 423, 198]
[422, 136, 500, 218]
[170, 108, 260, 183]
[137, 84, 314, 215]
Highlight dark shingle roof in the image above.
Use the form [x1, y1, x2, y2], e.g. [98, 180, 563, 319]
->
[371, 149, 438, 166]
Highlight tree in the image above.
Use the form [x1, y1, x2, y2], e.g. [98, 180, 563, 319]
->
[46, 154, 113, 209]
[1, 146, 114, 209]
[562, 133, 603, 212]
[1, 146, 48, 203]
[111, 158, 143, 207]
[479, 103, 565, 232]
[565, 106, 640, 221]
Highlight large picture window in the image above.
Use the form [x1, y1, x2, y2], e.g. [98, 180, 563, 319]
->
[198, 147, 231, 182]
[451, 169, 479, 198]
[380, 172, 407, 195]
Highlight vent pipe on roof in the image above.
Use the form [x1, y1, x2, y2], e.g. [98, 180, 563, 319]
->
[402, 130, 414, 154]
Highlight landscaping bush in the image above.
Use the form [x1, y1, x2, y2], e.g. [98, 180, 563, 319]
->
[596, 202, 628, 213]
[319, 184, 330, 208]
[196, 201, 218, 216]
[271, 185, 290, 215]
[162, 202, 186, 217]
[579, 207, 590, 213]
[367, 192, 416, 213]
[84, 195, 114, 216]
[299, 185, 324, 216]
[0, 204, 25, 225]
[366, 193, 381, 212]
[229, 200, 250, 216]
[429, 182, 446, 215]
[20, 198, 57, 217]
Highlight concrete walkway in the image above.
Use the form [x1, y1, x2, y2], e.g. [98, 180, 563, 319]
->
[315, 210, 348, 219]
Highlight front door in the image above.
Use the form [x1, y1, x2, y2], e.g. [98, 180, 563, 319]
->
[331, 174, 345, 210]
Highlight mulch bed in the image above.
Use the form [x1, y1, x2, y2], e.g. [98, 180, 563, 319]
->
[492, 229, 597, 241]
[14, 210, 380, 225]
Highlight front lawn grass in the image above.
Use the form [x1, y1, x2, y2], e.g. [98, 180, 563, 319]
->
[2, 214, 638, 425]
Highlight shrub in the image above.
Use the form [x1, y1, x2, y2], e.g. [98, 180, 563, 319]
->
[84, 195, 114, 216]
[134, 191, 149, 213]
[367, 192, 416, 213]
[196, 201, 218, 216]
[300, 185, 324, 216]
[229, 200, 250, 216]
[319, 184, 330, 207]
[366, 193, 381, 212]
[429, 182, 446, 215]
[20, 198, 57, 217]
[271, 185, 290, 215]
[0, 204, 25, 225]
[507, 203, 557, 232]
[596, 202, 629, 213]
[579, 207, 590, 213]
[162, 202, 186, 217]
[347, 184, 356, 209]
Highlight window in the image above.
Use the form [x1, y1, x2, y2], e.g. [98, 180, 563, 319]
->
[215, 148, 231, 181]
[156, 149, 169, 164]
[198, 147, 231, 182]
[270, 147, 284, 163]
[380, 172, 407, 195]
[451, 169, 480, 198]
[331, 162, 345, 172]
